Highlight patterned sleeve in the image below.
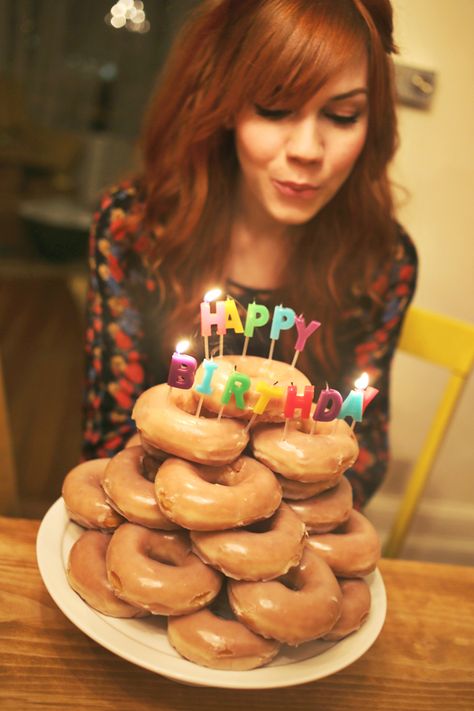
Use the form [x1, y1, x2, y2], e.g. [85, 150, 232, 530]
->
[82, 184, 150, 459]
[338, 227, 418, 509]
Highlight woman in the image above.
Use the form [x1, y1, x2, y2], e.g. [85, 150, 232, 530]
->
[83, 0, 417, 509]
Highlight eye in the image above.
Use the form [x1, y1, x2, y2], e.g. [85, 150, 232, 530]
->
[254, 104, 292, 121]
[324, 112, 361, 126]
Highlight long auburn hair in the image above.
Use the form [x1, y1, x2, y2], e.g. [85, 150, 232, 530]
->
[136, 0, 398, 379]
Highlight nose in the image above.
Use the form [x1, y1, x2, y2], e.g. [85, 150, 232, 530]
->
[286, 116, 324, 164]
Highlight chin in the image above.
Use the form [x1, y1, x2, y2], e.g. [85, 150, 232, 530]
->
[270, 206, 323, 226]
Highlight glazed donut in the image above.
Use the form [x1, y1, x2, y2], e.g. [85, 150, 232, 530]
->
[168, 590, 281, 670]
[67, 530, 147, 617]
[192, 355, 311, 421]
[306, 509, 381, 577]
[228, 548, 342, 645]
[251, 418, 359, 482]
[126, 431, 170, 468]
[322, 578, 371, 641]
[62, 459, 123, 530]
[132, 383, 249, 465]
[191, 503, 305, 581]
[102, 446, 178, 530]
[124, 432, 141, 448]
[106, 523, 222, 615]
[277, 473, 342, 500]
[287, 476, 353, 533]
[155, 456, 282, 531]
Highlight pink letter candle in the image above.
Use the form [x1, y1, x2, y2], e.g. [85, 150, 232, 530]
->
[200, 289, 225, 359]
[291, 315, 321, 367]
[362, 385, 379, 412]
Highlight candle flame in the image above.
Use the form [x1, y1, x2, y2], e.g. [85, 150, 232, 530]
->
[204, 287, 222, 302]
[354, 372, 369, 390]
[175, 339, 190, 354]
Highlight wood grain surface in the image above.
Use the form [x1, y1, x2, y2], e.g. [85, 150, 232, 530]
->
[0, 515, 473, 711]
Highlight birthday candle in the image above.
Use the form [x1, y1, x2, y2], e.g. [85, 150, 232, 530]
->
[242, 302, 270, 356]
[167, 340, 197, 392]
[283, 384, 314, 420]
[245, 381, 284, 432]
[281, 384, 314, 441]
[220, 296, 243, 356]
[200, 288, 224, 359]
[225, 298, 244, 333]
[268, 305, 296, 361]
[221, 371, 251, 410]
[338, 373, 368, 428]
[291, 315, 321, 368]
[362, 385, 379, 412]
[194, 358, 218, 418]
[312, 387, 343, 422]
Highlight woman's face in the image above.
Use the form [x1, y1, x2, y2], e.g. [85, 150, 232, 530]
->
[234, 55, 369, 229]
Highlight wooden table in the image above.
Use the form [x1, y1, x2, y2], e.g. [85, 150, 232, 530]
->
[1, 516, 473, 710]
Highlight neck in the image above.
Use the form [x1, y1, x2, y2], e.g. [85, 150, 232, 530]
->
[226, 180, 298, 291]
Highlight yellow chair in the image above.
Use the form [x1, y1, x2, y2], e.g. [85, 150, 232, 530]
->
[383, 305, 474, 558]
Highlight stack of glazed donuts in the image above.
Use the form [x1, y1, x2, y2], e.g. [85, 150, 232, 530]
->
[63, 355, 381, 671]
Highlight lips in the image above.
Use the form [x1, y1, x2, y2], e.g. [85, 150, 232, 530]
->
[272, 179, 320, 199]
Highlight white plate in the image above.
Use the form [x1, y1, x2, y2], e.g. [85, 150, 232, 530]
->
[36, 498, 386, 689]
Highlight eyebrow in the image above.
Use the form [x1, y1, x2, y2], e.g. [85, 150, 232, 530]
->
[330, 88, 368, 101]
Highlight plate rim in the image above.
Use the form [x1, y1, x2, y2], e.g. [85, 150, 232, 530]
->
[36, 497, 387, 689]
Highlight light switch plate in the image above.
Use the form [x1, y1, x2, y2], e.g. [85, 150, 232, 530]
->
[394, 63, 437, 109]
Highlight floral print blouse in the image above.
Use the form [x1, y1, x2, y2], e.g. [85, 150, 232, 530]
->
[82, 181, 418, 509]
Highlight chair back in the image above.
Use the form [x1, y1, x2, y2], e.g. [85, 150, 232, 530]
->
[383, 306, 474, 557]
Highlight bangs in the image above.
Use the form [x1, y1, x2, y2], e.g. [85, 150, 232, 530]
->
[229, 0, 369, 109]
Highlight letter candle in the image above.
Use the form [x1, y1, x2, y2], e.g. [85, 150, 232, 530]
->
[310, 386, 343, 434]
[291, 315, 321, 368]
[194, 358, 218, 418]
[268, 305, 296, 361]
[200, 288, 224, 359]
[242, 302, 270, 356]
[167, 340, 197, 397]
[223, 296, 243, 356]
[282, 384, 314, 439]
[362, 383, 380, 413]
[217, 369, 251, 420]
[244, 381, 283, 433]
[338, 372, 370, 430]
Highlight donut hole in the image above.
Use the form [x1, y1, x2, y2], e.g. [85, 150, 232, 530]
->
[146, 543, 188, 567]
[245, 517, 274, 534]
[140, 454, 161, 482]
[172, 389, 198, 415]
[278, 568, 304, 592]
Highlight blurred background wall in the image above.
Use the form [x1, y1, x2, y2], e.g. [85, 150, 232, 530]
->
[0, 0, 472, 562]
[366, 0, 474, 564]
